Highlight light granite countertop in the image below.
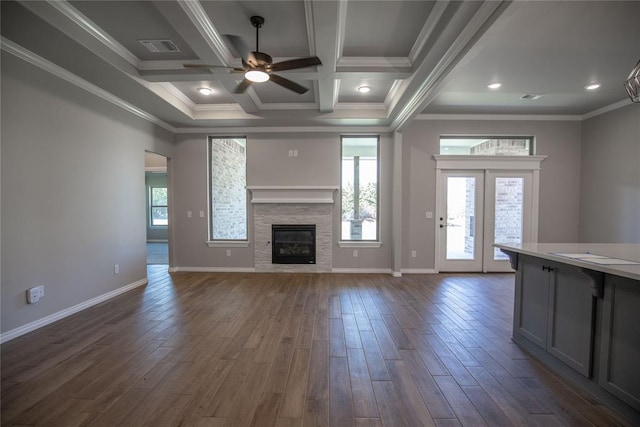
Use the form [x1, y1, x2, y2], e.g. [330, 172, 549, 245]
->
[494, 243, 640, 281]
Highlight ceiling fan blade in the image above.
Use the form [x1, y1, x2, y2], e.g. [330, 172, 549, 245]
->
[234, 78, 253, 94]
[270, 56, 322, 72]
[224, 34, 255, 67]
[269, 74, 308, 94]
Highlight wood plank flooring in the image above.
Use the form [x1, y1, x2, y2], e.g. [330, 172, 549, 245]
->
[1, 267, 630, 426]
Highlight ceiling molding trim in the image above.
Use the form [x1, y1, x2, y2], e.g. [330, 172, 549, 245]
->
[304, 0, 317, 56]
[194, 104, 245, 112]
[157, 82, 197, 110]
[384, 80, 403, 108]
[390, 1, 509, 131]
[1, 38, 175, 133]
[335, 103, 387, 111]
[408, 0, 450, 65]
[178, 0, 234, 66]
[337, 57, 412, 69]
[335, 0, 348, 62]
[582, 99, 633, 120]
[258, 103, 319, 111]
[415, 114, 583, 121]
[174, 125, 391, 134]
[46, 0, 140, 67]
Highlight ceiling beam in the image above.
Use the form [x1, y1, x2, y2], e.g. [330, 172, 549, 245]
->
[308, 0, 343, 113]
[152, 0, 259, 114]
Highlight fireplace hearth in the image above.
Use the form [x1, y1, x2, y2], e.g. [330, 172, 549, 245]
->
[272, 224, 316, 264]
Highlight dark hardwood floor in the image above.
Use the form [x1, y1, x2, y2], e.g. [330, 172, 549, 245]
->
[1, 266, 630, 426]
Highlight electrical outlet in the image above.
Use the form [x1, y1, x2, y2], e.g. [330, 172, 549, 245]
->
[411, 250, 417, 258]
[114, 264, 119, 274]
[226, 249, 231, 257]
[288, 150, 294, 157]
[26, 287, 40, 304]
[353, 250, 358, 258]
[293, 149, 298, 157]
[36, 285, 44, 297]
[199, 211, 205, 218]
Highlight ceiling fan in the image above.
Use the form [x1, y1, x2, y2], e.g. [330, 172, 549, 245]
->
[184, 15, 322, 94]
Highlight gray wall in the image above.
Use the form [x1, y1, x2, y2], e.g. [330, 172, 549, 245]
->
[1, 53, 174, 334]
[171, 132, 394, 270]
[401, 119, 583, 270]
[579, 104, 640, 243]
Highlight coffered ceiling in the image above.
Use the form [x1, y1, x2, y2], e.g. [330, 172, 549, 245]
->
[2, 1, 639, 132]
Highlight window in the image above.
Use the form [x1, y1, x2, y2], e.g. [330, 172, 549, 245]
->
[150, 187, 168, 226]
[440, 136, 534, 155]
[341, 136, 379, 241]
[209, 137, 247, 240]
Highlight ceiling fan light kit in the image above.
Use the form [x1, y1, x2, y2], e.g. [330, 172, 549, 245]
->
[184, 15, 321, 95]
[624, 59, 640, 103]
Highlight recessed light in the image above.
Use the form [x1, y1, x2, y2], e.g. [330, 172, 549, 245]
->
[585, 83, 601, 91]
[198, 87, 214, 95]
[488, 82, 502, 90]
[357, 86, 371, 93]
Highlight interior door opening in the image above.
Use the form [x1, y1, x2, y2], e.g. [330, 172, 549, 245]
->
[145, 151, 170, 266]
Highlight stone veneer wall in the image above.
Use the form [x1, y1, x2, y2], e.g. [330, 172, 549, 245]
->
[254, 204, 333, 272]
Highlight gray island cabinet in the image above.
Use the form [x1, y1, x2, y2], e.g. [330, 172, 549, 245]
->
[495, 243, 640, 422]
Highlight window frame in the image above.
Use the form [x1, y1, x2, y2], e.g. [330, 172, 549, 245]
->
[149, 186, 168, 228]
[439, 135, 535, 155]
[206, 136, 249, 246]
[339, 135, 381, 244]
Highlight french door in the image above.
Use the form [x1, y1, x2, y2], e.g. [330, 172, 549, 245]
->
[437, 169, 536, 272]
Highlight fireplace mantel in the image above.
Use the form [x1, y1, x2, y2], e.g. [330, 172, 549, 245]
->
[247, 186, 338, 204]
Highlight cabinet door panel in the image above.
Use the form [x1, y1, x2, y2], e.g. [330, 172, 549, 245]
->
[515, 256, 549, 348]
[548, 264, 594, 377]
[600, 276, 640, 410]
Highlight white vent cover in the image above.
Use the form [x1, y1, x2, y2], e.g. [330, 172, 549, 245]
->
[520, 94, 543, 100]
[139, 39, 180, 53]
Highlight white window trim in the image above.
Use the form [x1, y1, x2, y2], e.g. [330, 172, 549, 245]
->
[206, 240, 250, 248]
[338, 241, 382, 248]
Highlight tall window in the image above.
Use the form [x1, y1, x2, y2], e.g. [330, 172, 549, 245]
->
[150, 187, 168, 226]
[440, 136, 534, 155]
[341, 136, 379, 241]
[209, 137, 247, 240]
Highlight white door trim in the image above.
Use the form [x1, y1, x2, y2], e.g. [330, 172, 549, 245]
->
[434, 155, 546, 273]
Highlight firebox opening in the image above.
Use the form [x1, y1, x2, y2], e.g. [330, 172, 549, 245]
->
[272, 224, 316, 264]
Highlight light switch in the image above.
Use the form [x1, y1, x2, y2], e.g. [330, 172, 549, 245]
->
[426, 211, 433, 219]
[187, 210, 192, 218]
[199, 211, 205, 218]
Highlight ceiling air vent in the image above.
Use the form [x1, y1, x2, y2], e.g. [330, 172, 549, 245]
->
[520, 94, 543, 100]
[139, 39, 180, 53]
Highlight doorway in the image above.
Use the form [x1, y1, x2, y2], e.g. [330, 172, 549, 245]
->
[434, 156, 544, 272]
[145, 152, 169, 265]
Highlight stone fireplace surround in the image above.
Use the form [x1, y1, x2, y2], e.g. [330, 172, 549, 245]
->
[248, 187, 337, 273]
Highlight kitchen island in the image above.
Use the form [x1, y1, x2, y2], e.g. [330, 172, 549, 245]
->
[495, 243, 640, 422]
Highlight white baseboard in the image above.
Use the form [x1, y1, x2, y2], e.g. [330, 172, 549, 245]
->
[0, 278, 148, 344]
[401, 268, 438, 274]
[170, 266, 256, 273]
[331, 268, 393, 274]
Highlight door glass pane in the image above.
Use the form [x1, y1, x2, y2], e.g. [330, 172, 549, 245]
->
[494, 177, 524, 260]
[446, 177, 476, 260]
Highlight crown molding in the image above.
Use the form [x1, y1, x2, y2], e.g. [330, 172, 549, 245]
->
[178, 0, 233, 67]
[174, 125, 391, 134]
[46, 0, 140, 67]
[409, 1, 450, 64]
[416, 114, 583, 121]
[337, 57, 412, 69]
[582, 98, 633, 120]
[2, 38, 175, 133]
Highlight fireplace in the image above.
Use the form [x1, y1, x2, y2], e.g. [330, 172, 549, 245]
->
[272, 224, 316, 264]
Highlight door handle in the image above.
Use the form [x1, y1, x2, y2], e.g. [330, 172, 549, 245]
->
[439, 224, 447, 228]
